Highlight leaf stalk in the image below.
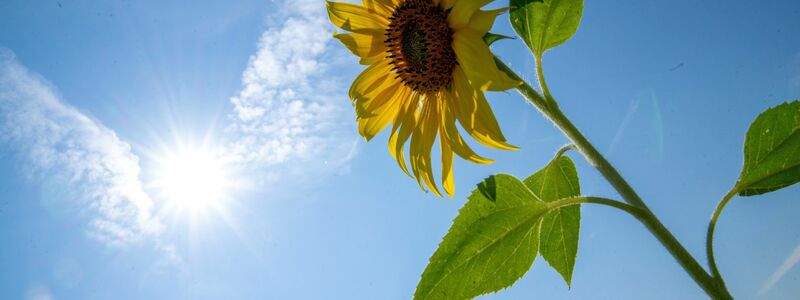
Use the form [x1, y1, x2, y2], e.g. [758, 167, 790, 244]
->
[534, 55, 557, 109]
[706, 187, 739, 295]
[547, 197, 640, 216]
[554, 143, 576, 159]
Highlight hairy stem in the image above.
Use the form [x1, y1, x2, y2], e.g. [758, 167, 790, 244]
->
[495, 57, 732, 299]
[706, 187, 739, 293]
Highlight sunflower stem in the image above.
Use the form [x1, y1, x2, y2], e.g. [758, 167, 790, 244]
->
[494, 57, 732, 299]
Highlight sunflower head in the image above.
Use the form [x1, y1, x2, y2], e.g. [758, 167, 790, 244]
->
[327, 0, 521, 197]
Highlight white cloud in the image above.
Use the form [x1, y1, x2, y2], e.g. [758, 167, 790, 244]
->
[225, 0, 358, 173]
[0, 49, 162, 247]
[0, 0, 359, 263]
[759, 243, 800, 295]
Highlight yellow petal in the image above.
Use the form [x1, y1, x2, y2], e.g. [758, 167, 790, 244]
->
[327, 1, 387, 33]
[362, 0, 396, 17]
[357, 85, 406, 140]
[448, 0, 492, 29]
[349, 59, 395, 107]
[440, 99, 494, 164]
[390, 88, 416, 134]
[409, 95, 431, 189]
[410, 94, 443, 197]
[452, 67, 518, 150]
[440, 119, 455, 198]
[363, 79, 405, 114]
[355, 77, 403, 118]
[453, 29, 522, 91]
[468, 8, 508, 34]
[359, 54, 384, 65]
[388, 91, 419, 176]
[333, 31, 386, 62]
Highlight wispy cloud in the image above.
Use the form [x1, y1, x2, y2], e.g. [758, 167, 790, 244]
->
[225, 0, 358, 174]
[0, 0, 358, 261]
[0, 48, 162, 247]
[758, 243, 800, 295]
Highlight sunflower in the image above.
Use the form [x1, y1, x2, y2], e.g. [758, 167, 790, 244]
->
[327, 0, 521, 197]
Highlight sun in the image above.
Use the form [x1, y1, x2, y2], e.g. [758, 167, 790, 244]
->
[153, 146, 233, 214]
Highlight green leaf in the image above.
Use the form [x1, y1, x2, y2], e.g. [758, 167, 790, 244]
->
[738, 100, 800, 196]
[483, 33, 514, 46]
[509, 0, 584, 57]
[523, 155, 581, 286]
[414, 174, 546, 300]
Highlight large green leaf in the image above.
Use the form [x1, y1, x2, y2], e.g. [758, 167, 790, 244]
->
[414, 174, 546, 300]
[737, 101, 800, 196]
[523, 155, 581, 286]
[509, 0, 584, 57]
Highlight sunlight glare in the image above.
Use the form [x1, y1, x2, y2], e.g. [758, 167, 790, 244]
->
[154, 147, 232, 214]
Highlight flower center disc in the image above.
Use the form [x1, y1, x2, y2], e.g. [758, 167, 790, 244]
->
[385, 0, 456, 93]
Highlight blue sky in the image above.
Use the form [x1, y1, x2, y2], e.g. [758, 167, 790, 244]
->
[0, 0, 799, 299]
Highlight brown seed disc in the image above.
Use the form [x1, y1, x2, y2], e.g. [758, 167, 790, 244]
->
[385, 0, 456, 93]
